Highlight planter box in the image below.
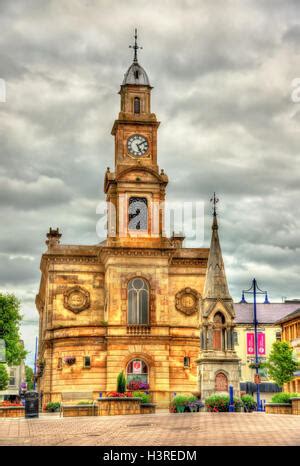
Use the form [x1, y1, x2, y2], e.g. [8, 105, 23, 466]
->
[0, 406, 25, 418]
[97, 397, 141, 416]
[291, 398, 300, 415]
[265, 403, 292, 415]
[62, 404, 96, 417]
[140, 403, 156, 414]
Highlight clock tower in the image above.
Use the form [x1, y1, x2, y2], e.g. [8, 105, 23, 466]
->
[105, 30, 168, 246]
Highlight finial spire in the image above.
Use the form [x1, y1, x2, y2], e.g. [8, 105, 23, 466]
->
[129, 28, 143, 62]
[203, 194, 231, 301]
[210, 192, 219, 217]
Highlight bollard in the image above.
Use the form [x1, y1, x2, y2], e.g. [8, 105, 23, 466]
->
[229, 385, 235, 412]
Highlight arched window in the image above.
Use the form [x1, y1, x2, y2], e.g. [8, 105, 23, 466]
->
[128, 278, 149, 325]
[128, 197, 148, 231]
[213, 312, 225, 351]
[127, 358, 148, 385]
[134, 97, 141, 114]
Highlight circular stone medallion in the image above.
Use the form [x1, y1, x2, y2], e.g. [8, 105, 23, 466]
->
[175, 288, 200, 316]
[64, 286, 90, 313]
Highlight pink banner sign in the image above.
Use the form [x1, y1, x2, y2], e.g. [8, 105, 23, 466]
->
[258, 332, 265, 355]
[247, 332, 266, 355]
[247, 333, 255, 354]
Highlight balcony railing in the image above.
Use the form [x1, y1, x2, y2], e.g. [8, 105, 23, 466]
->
[127, 325, 151, 335]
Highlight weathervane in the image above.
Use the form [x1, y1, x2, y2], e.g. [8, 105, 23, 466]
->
[129, 28, 143, 62]
[210, 192, 219, 216]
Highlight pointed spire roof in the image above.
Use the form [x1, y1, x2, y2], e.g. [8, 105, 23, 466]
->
[122, 28, 151, 86]
[203, 198, 232, 301]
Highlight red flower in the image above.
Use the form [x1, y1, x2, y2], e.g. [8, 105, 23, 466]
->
[106, 391, 133, 398]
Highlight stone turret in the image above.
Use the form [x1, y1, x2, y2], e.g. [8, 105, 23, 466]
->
[197, 196, 240, 399]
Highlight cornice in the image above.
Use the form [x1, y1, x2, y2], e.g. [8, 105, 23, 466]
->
[98, 246, 174, 262]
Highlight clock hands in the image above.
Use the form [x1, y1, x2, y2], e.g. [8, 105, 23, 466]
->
[137, 140, 147, 151]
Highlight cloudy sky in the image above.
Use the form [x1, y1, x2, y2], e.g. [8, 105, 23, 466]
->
[1, 0, 300, 366]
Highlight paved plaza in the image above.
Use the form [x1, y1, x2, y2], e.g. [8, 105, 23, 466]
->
[0, 412, 299, 446]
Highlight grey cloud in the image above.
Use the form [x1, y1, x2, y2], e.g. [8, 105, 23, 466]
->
[282, 24, 300, 47]
[0, 254, 39, 285]
[0, 0, 300, 365]
[0, 175, 73, 209]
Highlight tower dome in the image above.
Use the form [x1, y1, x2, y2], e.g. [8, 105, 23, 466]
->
[122, 62, 150, 86]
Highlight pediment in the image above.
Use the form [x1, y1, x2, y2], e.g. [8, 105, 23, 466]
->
[119, 170, 158, 183]
[117, 167, 161, 184]
[202, 299, 235, 320]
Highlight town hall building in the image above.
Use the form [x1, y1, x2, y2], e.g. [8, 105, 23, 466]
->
[36, 32, 240, 408]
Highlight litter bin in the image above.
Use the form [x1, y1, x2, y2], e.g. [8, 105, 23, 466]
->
[25, 391, 39, 418]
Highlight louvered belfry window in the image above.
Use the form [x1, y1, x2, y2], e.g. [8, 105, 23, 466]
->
[134, 97, 140, 114]
[128, 197, 148, 231]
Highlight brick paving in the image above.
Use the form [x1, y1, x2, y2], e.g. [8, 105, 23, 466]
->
[0, 412, 299, 446]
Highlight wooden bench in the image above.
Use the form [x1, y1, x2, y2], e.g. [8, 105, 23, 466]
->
[61, 392, 93, 403]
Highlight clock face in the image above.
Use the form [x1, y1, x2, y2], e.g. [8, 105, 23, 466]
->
[127, 134, 149, 157]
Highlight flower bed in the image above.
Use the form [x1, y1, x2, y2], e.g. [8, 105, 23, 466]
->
[44, 402, 61, 413]
[106, 391, 133, 398]
[271, 392, 299, 404]
[205, 394, 242, 412]
[170, 395, 203, 413]
[127, 380, 149, 391]
[0, 401, 23, 407]
[241, 395, 256, 412]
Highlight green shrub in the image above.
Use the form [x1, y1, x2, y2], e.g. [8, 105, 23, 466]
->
[241, 394, 256, 411]
[171, 395, 197, 407]
[132, 391, 151, 403]
[45, 402, 61, 412]
[0, 364, 9, 391]
[117, 371, 127, 393]
[205, 394, 242, 412]
[271, 392, 299, 403]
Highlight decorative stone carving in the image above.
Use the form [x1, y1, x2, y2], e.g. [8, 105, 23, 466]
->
[215, 372, 228, 392]
[175, 288, 199, 316]
[64, 286, 90, 313]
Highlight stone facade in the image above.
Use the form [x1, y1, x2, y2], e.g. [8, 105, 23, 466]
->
[36, 39, 240, 408]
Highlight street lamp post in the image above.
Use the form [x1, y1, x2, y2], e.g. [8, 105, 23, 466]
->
[33, 336, 38, 391]
[241, 278, 269, 412]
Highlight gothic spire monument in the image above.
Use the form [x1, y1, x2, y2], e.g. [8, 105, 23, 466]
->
[197, 195, 240, 399]
[36, 31, 240, 408]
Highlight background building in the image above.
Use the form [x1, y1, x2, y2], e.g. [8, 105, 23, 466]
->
[275, 307, 300, 393]
[235, 300, 300, 400]
[0, 339, 26, 402]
